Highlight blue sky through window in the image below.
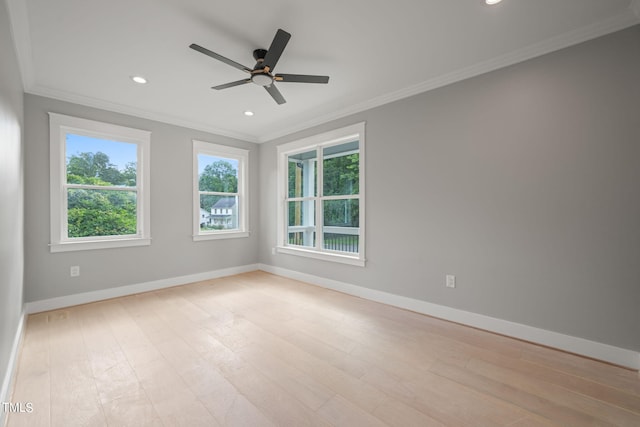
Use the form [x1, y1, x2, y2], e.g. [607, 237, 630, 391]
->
[66, 134, 137, 170]
[198, 154, 238, 176]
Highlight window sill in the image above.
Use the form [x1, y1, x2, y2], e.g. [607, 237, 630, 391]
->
[276, 246, 365, 267]
[50, 237, 151, 253]
[193, 231, 250, 241]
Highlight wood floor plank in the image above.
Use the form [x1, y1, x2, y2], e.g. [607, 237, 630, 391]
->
[465, 358, 640, 426]
[429, 359, 608, 426]
[372, 399, 446, 427]
[7, 271, 640, 427]
[46, 309, 107, 427]
[214, 347, 332, 426]
[233, 343, 335, 411]
[244, 327, 391, 414]
[317, 394, 387, 427]
[521, 345, 640, 395]
[507, 416, 558, 427]
[158, 400, 220, 427]
[285, 330, 372, 379]
[7, 315, 51, 427]
[48, 365, 105, 426]
[100, 389, 161, 427]
[198, 391, 275, 427]
[469, 344, 640, 415]
[405, 373, 530, 426]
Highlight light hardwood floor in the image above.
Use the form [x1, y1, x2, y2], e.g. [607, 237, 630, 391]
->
[7, 271, 640, 426]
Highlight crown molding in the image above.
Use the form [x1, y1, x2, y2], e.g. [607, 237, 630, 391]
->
[259, 8, 640, 143]
[26, 84, 260, 143]
[8, 0, 639, 144]
[6, 0, 256, 143]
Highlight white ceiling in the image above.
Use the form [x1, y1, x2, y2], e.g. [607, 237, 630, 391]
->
[6, 0, 640, 142]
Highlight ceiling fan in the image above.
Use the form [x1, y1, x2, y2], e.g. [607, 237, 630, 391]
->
[190, 29, 329, 105]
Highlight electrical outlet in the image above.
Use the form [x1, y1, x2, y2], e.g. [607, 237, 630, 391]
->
[446, 274, 456, 288]
[70, 266, 80, 277]
[271, 247, 276, 255]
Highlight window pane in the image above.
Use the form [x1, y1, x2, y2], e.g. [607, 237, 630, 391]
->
[67, 189, 137, 237]
[287, 200, 315, 247]
[323, 199, 359, 253]
[288, 150, 317, 198]
[198, 155, 238, 193]
[323, 199, 359, 227]
[323, 141, 359, 196]
[200, 194, 238, 231]
[66, 134, 137, 187]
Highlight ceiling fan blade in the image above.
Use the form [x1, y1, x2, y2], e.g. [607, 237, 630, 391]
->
[265, 84, 286, 105]
[189, 43, 252, 73]
[262, 29, 291, 72]
[212, 79, 252, 90]
[275, 74, 330, 84]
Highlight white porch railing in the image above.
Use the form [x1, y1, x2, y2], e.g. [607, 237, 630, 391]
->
[287, 226, 359, 253]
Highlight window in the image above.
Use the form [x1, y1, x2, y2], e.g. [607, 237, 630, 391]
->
[277, 122, 365, 266]
[193, 140, 249, 240]
[49, 113, 151, 252]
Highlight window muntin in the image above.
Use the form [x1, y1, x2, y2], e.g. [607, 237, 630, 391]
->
[193, 141, 248, 240]
[278, 123, 365, 266]
[49, 113, 151, 252]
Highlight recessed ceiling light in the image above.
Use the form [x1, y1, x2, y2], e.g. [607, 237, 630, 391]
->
[485, 0, 502, 4]
[244, 111, 254, 117]
[131, 76, 147, 84]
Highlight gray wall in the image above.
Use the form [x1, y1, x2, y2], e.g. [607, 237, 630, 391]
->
[24, 95, 259, 302]
[15, 23, 640, 356]
[259, 26, 640, 352]
[0, 0, 25, 404]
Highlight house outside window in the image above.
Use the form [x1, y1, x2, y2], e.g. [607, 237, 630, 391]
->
[49, 113, 151, 252]
[277, 122, 365, 266]
[193, 140, 249, 240]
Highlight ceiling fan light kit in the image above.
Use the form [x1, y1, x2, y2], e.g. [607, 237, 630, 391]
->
[251, 73, 273, 87]
[190, 29, 330, 105]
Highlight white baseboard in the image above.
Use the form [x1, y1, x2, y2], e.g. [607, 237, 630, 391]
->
[20, 262, 640, 370]
[1, 311, 26, 427]
[258, 264, 640, 370]
[25, 264, 260, 314]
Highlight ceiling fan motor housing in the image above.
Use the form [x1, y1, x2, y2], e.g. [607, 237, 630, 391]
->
[253, 49, 267, 62]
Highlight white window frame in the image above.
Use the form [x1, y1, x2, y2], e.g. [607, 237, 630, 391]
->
[277, 122, 365, 266]
[49, 113, 151, 253]
[193, 140, 249, 241]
